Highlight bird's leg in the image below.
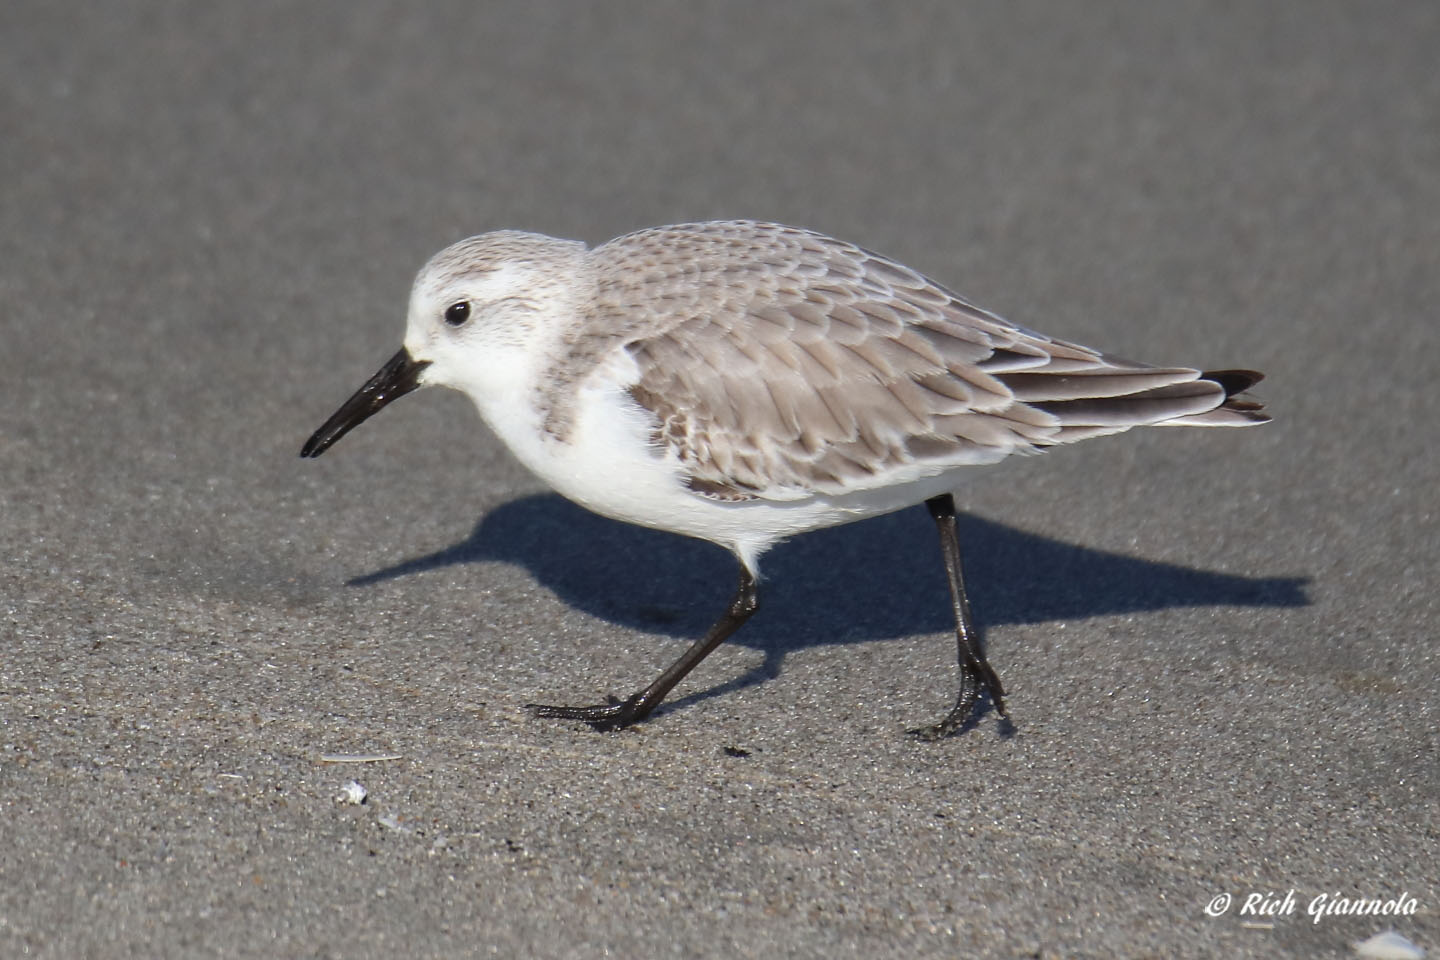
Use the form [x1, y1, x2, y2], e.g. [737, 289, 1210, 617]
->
[528, 564, 759, 731]
[910, 493, 1007, 740]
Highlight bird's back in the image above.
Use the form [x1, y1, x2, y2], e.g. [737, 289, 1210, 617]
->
[557, 221, 1265, 503]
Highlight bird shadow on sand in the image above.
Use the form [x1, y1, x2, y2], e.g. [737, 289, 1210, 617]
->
[350, 493, 1309, 725]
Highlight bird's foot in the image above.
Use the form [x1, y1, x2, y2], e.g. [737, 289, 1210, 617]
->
[527, 692, 650, 731]
[906, 657, 1007, 741]
[906, 697, 978, 741]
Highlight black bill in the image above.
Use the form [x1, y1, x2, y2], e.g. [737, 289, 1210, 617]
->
[300, 348, 431, 458]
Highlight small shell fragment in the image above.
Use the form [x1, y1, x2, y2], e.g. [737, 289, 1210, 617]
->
[337, 780, 367, 805]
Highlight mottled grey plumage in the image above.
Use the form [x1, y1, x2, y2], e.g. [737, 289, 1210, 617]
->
[548, 221, 1266, 501]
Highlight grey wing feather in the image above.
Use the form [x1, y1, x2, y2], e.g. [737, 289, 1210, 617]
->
[589, 221, 1266, 500]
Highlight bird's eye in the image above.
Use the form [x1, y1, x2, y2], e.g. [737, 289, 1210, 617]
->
[443, 301, 471, 326]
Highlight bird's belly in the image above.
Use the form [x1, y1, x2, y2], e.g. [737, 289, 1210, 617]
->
[474, 374, 975, 570]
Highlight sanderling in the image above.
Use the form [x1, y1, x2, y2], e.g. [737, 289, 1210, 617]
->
[302, 221, 1267, 738]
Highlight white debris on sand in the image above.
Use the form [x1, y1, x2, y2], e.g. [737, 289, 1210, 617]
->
[1354, 930, 1426, 960]
[336, 780, 367, 805]
[377, 813, 413, 834]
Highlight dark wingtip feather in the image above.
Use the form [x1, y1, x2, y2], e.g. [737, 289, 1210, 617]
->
[1198, 368, 1268, 423]
[1203, 369, 1265, 397]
